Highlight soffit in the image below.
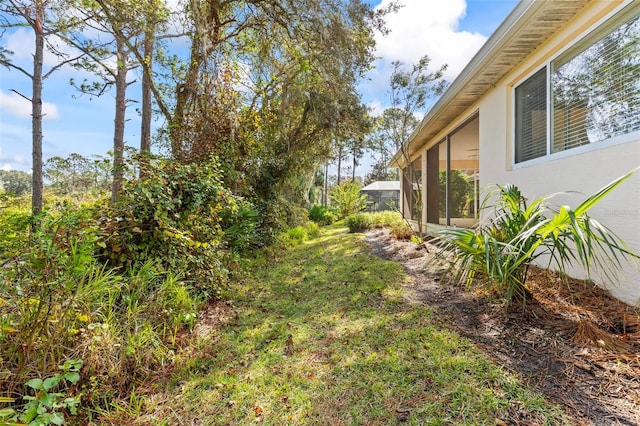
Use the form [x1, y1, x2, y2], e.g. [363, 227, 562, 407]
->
[395, 0, 591, 165]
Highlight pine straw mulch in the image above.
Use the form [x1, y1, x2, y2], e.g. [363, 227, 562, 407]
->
[365, 228, 640, 426]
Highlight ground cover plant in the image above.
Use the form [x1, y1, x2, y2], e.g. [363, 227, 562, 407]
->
[0, 157, 262, 422]
[434, 171, 639, 308]
[128, 224, 568, 425]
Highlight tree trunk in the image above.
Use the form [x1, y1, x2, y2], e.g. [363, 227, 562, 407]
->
[323, 161, 328, 207]
[111, 35, 127, 204]
[352, 154, 356, 181]
[336, 145, 342, 185]
[31, 3, 44, 217]
[140, 15, 154, 154]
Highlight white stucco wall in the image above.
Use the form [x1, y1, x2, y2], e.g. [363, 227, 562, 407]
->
[477, 0, 640, 305]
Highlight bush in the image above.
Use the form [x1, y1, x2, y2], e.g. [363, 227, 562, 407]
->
[329, 181, 368, 219]
[308, 204, 337, 225]
[253, 196, 308, 247]
[77, 262, 198, 394]
[345, 213, 372, 233]
[389, 220, 414, 240]
[0, 203, 201, 410]
[368, 211, 404, 228]
[98, 157, 252, 299]
[0, 206, 117, 390]
[0, 197, 32, 256]
[305, 221, 321, 239]
[285, 226, 308, 244]
[435, 172, 639, 308]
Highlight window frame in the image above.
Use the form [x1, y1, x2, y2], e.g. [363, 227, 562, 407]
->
[512, 1, 640, 168]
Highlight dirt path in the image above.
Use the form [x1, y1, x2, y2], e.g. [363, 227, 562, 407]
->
[365, 228, 640, 426]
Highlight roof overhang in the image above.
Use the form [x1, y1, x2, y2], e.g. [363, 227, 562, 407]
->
[390, 0, 590, 168]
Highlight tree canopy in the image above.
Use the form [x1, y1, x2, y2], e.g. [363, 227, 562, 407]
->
[0, 0, 396, 223]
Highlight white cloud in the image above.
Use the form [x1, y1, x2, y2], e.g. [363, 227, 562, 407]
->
[3, 27, 90, 77]
[367, 100, 384, 117]
[374, 0, 487, 82]
[0, 91, 60, 120]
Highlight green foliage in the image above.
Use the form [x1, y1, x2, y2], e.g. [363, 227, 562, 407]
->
[0, 195, 32, 256]
[329, 180, 368, 219]
[308, 204, 337, 225]
[99, 156, 256, 298]
[0, 359, 83, 426]
[0, 170, 31, 196]
[0, 198, 201, 418]
[19, 360, 82, 426]
[285, 226, 308, 245]
[346, 210, 406, 233]
[79, 263, 199, 394]
[390, 220, 414, 240]
[0, 206, 113, 385]
[368, 210, 404, 228]
[281, 222, 322, 246]
[345, 213, 372, 233]
[305, 221, 321, 239]
[439, 169, 473, 217]
[221, 203, 261, 253]
[435, 172, 639, 308]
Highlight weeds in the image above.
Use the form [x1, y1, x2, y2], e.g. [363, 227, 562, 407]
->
[0, 359, 82, 425]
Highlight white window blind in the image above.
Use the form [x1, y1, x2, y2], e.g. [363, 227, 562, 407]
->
[552, 13, 640, 153]
[515, 67, 547, 163]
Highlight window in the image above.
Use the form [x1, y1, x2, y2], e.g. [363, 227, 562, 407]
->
[514, 5, 640, 165]
[515, 68, 547, 163]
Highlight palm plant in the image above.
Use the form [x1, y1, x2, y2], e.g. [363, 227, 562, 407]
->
[434, 170, 639, 308]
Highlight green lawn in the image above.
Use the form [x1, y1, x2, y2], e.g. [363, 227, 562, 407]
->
[139, 225, 568, 425]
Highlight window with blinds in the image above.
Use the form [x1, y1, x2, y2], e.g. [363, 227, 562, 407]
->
[515, 67, 547, 163]
[513, 5, 640, 166]
[551, 12, 640, 153]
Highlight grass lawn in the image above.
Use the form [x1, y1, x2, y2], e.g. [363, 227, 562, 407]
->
[143, 224, 568, 425]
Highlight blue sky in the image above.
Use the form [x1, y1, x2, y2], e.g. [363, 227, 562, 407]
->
[0, 0, 518, 173]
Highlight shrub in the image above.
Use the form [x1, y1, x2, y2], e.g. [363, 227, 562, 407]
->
[0, 207, 117, 389]
[329, 181, 368, 219]
[368, 211, 404, 228]
[435, 172, 639, 308]
[305, 221, 321, 239]
[98, 157, 250, 299]
[221, 202, 261, 253]
[67, 262, 200, 403]
[285, 226, 308, 244]
[253, 196, 308, 247]
[390, 220, 414, 240]
[345, 213, 372, 233]
[0, 198, 32, 256]
[308, 204, 337, 225]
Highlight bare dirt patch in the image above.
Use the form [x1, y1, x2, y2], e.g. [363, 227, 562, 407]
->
[365, 228, 640, 426]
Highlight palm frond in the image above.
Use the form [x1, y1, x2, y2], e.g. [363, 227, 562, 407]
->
[433, 170, 638, 310]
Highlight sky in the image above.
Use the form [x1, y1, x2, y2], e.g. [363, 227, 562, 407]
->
[0, 0, 519, 174]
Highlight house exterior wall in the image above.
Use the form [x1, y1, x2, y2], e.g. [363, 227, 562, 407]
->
[477, 0, 640, 305]
[408, 0, 640, 305]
